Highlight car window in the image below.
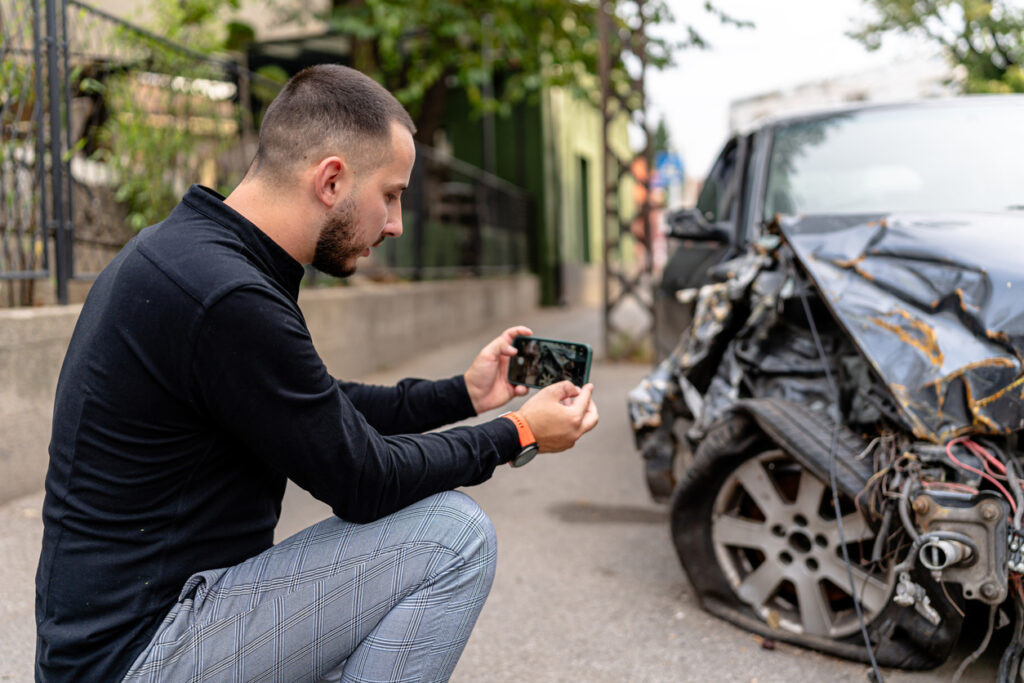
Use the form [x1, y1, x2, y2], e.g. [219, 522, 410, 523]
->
[763, 100, 1024, 220]
[696, 140, 738, 224]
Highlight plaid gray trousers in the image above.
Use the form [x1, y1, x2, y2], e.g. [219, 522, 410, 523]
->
[121, 491, 497, 682]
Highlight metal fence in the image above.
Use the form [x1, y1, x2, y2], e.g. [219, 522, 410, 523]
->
[360, 143, 531, 282]
[62, 0, 272, 281]
[1, 0, 52, 306]
[0, 0, 533, 306]
[1, 0, 270, 305]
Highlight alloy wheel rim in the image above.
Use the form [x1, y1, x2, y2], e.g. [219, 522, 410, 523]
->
[710, 449, 895, 639]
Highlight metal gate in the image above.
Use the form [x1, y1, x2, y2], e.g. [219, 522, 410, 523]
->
[1, 0, 274, 306]
[1, 0, 72, 306]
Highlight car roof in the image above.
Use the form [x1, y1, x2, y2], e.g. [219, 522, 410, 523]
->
[735, 94, 1024, 136]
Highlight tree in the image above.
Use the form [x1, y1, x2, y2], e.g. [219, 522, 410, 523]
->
[850, 0, 1024, 93]
[318, 0, 749, 145]
[118, 1, 749, 147]
[652, 117, 673, 158]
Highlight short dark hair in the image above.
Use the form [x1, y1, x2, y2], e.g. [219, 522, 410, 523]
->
[250, 64, 416, 183]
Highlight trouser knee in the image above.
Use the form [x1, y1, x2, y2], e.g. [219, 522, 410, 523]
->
[424, 490, 497, 580]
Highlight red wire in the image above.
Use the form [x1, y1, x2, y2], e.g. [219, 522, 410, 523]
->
[946, 439, 1018, 515]
[953, 436, 1007, 475]
[922, 480, 979, 494]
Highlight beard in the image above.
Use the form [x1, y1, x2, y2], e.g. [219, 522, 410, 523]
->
[311, 196, 361, 278]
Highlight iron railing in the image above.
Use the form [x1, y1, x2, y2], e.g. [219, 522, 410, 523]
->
[0, 0, 278, 305]
[358, 143, 531, 282]
[1, 0, 54, 306]
[1, 0, 534, 305]
[62, 0, 276, 283]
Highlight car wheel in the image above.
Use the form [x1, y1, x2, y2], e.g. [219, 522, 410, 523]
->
[670, 412, 961, 669]
[709, 448, 892, 639]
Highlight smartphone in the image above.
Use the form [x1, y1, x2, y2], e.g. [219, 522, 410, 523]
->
[507, 335, 593, 388]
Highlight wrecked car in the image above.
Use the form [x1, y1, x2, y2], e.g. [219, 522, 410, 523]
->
[629, 96, 1024, 674]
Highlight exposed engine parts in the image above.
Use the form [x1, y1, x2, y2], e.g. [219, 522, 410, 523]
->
[907, 490, 1008, 605]
[893, 572, 940, 626]
[1009, 529, 1024, 574]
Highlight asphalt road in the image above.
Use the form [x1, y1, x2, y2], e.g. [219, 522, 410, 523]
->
[1, 305, 1003, 681]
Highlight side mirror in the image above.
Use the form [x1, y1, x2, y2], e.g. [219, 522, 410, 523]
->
[665, 208, 730, 243]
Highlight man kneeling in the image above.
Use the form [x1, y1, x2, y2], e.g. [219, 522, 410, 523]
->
[35, 64, 598, 682]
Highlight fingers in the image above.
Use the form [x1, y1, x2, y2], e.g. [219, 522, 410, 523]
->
[498, 326, 533, 355]
[580, 394, 600, 434]
[519, 381, 597, 453]
[570, 383, 594, 415]
[565, 383, 597, 434]
[539, 380, 580, 402]
[502, 325, 533, 342]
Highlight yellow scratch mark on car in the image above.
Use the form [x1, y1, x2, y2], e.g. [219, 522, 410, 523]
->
[870, 309, 944, 366]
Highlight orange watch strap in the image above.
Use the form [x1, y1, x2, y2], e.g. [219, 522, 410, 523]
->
[501, 411, 536, 447]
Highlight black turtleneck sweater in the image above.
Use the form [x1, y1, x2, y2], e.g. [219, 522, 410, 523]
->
[35, 185, 519, 681]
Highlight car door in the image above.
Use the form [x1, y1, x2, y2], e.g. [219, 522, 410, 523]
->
[654, 135, 750, 360]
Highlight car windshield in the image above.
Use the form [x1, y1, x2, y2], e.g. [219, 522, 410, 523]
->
[762, 99, 1024, 220]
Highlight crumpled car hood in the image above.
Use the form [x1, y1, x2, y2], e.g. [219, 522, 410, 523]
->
[781, 212, 1024, 442]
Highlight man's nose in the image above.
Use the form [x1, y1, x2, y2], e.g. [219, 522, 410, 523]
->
[385, 204, 403, 238]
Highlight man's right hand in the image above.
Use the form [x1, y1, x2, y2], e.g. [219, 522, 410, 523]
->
[516, 381, 599, 453]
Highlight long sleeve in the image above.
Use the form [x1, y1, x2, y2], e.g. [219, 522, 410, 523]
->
[190, 285, 519, 523]
[336, 376, 477, 436]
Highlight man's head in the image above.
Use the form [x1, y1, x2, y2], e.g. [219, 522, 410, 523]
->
[240, 65, 417, 277]
[251, 64, 415, 184]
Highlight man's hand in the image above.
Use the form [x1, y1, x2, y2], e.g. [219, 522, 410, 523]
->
[517, 381, 599, 453]
[465, 325, 533, 414]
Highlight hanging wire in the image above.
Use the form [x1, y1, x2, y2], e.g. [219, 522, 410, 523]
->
[952, 604, 996, 682]
[793, 266, 884, 682]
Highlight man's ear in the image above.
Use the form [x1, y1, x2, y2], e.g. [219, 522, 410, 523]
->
[312, 155, 352, 208]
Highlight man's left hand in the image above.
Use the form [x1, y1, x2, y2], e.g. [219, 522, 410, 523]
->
[464, 325, 533, 414]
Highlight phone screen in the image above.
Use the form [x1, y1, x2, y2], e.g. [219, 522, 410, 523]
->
[508, 336, 592, 388]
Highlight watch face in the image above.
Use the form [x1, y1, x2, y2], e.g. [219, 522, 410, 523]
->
[511, 445, 539, 468]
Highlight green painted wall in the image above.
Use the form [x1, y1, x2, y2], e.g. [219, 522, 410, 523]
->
[446, 91, 554, 302]
[546, 86, 635, 269]
[443, 85, 633, 305]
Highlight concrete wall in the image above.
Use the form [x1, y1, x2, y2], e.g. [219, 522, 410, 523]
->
[0, 307, 83, 506]
[560, 262, 603, 309]
[299, 276, 539, 379]
[0, 275, 538, 505]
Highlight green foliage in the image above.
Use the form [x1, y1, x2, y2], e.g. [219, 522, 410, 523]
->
[318, 0, 748, 129]
[83, 0, 262, 230]
[0, 59, 35, 104]
[0, 59, 35, 169]
[850, 0, 1024, 93]
[88, 60, 198, 230]
[147, 0, 241, 51]
[252, 64, 289, 114]
[225, 20, 257, 52]
[652, 118, 673, 157]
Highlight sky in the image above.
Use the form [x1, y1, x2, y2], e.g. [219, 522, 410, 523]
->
[645, 0, 939, 178]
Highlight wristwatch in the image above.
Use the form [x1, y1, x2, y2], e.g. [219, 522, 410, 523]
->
[501, 411, 539, 468]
